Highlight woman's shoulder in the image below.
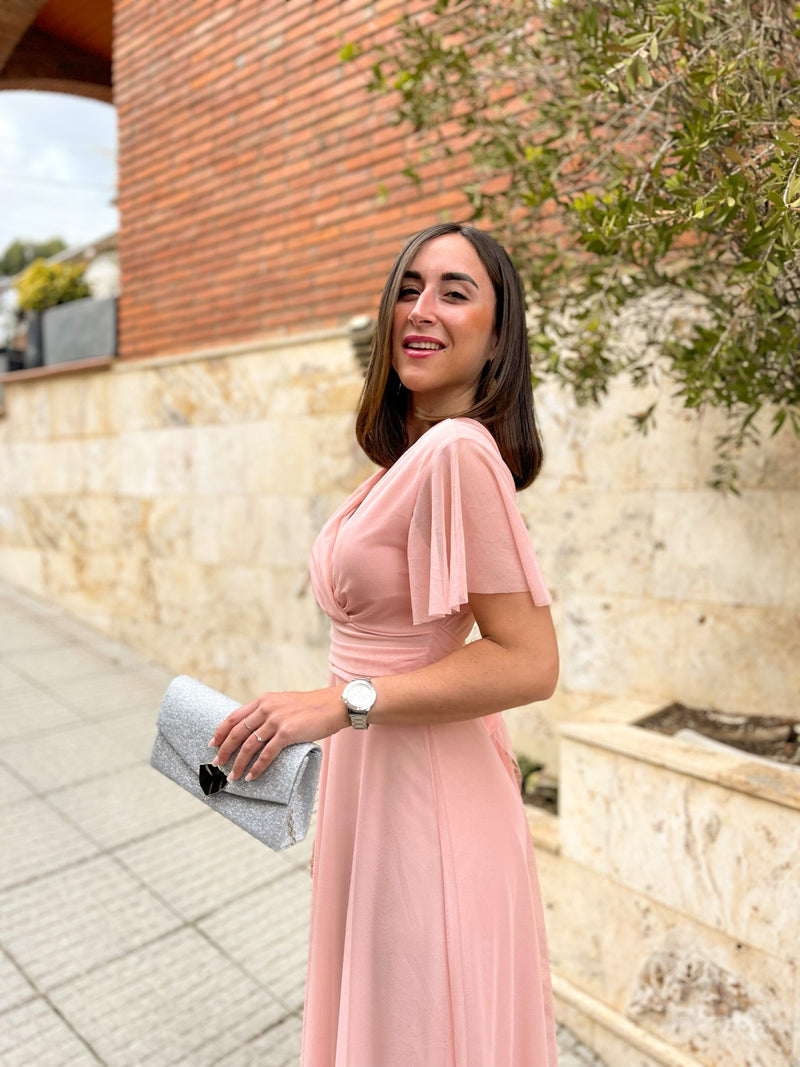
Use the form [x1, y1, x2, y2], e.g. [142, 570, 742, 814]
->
[410, 418, 513, 488]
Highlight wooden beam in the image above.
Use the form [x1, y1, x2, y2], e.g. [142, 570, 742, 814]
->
[0, 25, 111, 101]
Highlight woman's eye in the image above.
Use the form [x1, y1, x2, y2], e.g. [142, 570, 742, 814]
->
[398, 286, 420, 299]
[445, 290, 468, 301]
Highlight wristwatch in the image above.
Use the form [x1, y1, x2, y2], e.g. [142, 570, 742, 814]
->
[341, 677, 377, 729]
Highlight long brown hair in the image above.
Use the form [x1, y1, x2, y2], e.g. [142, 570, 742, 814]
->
[355, 222, 544, 489]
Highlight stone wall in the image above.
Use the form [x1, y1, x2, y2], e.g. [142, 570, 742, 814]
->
[0, 335, 798, 766]
[528, 717, 800, 1067]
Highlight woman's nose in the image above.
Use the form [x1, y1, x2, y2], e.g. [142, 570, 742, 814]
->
[408, 290, 436, 325]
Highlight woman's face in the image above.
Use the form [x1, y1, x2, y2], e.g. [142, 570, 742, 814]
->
[391, 234, 497, 421]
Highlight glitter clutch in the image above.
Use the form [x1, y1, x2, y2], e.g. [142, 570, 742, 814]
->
[150, 675, 321, 850]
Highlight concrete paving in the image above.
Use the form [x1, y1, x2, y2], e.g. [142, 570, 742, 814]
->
[0, 580, 312, 1066]
[0, 579, 603, 1067]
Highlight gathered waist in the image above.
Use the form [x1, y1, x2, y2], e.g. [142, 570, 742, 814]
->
[329, 618, 456, 679]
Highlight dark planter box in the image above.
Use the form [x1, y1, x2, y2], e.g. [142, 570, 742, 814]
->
[41, 296, 117, 366]
[23, 311, 44, 369]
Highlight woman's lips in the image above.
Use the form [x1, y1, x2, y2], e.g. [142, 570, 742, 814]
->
[402, 335, 445, 358]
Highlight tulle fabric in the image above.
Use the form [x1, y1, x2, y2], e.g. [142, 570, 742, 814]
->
[302, 418, 558, 1067]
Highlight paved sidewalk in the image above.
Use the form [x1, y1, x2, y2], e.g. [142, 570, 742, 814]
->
[0, 580, 313, 1066]
[0, 580, 603, 1067]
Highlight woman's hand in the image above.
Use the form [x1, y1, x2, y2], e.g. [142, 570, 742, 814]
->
[209, 687, 349, 782]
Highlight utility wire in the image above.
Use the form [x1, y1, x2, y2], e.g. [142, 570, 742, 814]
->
[0, 172, 116, 190]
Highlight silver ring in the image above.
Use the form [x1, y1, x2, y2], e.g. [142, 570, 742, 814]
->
[243, 717, 254, 731]
[255, 731, 266, 743]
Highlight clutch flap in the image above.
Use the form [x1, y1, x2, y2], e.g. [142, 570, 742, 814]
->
[157, 675, 319, 805]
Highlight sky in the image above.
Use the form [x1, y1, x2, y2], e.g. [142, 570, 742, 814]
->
[0, 90, 118, 256]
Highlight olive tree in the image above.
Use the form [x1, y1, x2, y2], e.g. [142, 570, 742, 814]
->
[354, 0, 800, 487]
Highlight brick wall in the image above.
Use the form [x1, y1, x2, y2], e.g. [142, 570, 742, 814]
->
[114, 0, 470, 361]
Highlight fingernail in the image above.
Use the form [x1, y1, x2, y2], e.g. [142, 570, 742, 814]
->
[228, 771, 238, 781]
[244, 773, 253, 782]
[211, 757, 220, 767]
[208, 740, 217, 748]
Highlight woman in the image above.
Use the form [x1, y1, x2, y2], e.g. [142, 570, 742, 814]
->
[211, 222, 559, 1066]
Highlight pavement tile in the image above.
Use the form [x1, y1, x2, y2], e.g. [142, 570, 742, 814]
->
[54, 764, 202, 849]
[0, 796, 99, 892]
[0, 765, 34, 807]
[2, 720, 138, 793]
[11, 644, 124, 688]
[96, 705, 163, 762]
[55, 669, 171, 723]
[215, 1012, 303, 1066]
[50, 926, 287, 1067]
[0, 613, 65, 655]
[0, 950, 36, 1014]
[0, 997, 100, 1066]
[0, 854, 181, 992]
[197, 869, 312, 1013]
[0, 681, 83, 740]
[116, 810, 295, 922]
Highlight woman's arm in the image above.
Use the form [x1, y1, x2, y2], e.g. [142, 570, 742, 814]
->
[211, 590, 558, 782]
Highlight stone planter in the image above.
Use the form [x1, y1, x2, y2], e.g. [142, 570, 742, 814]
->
[530, 711, 800, 1067]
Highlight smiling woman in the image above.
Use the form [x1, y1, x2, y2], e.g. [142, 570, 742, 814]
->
[210, 222, 559, 1066]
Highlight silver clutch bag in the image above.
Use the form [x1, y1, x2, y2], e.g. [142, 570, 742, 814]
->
[150, 675, 321, 850]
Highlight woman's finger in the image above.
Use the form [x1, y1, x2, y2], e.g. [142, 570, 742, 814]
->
[227, 726, 274, 781]
[209, 698, 261, 748]
[213, 709, 264, 767]
[242, 734, 284, 781]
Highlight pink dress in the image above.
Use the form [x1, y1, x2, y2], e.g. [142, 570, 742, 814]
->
[302, 418, 558, 1067]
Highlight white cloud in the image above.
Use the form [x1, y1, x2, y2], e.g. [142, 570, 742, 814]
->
[0, 91, 118, 254]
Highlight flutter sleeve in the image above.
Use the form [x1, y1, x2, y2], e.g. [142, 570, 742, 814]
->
[407, 424, 551, 626]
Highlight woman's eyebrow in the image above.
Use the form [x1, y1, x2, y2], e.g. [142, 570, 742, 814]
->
[402, 269, 479, 289]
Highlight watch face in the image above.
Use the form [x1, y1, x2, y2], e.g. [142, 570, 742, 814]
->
[346, 679, 375, 712]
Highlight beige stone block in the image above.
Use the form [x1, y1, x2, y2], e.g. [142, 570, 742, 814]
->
[151, 354, 269, 427]
[82, 436, 118, 493]
[228, 639, 329, 696]
[535, 379, 645, 492]
[669, 601, 800, 718]
[270, 566, 330, 647]
[19, 495, 145, 556]
[116, 427, 193, 496]
[32, 439, 86, 494]
[558, 593, 680, 704]
[558, 731, 800, 962]
[0, 547, 44, 595]
[4, 377, 53, 442]
[79, 372, 115, 436]
[189, 423, 247, 494]
[188, 493, 315, 569]
[149, 558, 274, 642]
[108, 364, 160, 431]
[115, 430, 159, 495]
[240, 419, 310, 495]
[652, 490, 792, 608]
[46, 373, 95, 439]
[557, 593, 799, 717]
[144, 495, 193, 557]
[40, 550, 157, 627]
[235, 353, 307, 420]
[780, 489, 800, 609]
[0, 441, 35, 497]
[539, 849, 795, 1067]
[522, 489, 655, 598]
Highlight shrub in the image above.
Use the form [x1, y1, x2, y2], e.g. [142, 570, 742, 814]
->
[15, 259, 91, 313]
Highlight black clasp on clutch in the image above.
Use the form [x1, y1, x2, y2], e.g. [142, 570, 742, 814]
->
[199, 763, 228, 796]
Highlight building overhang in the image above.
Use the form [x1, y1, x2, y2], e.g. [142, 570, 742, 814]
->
[0, 0, 112, 102]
